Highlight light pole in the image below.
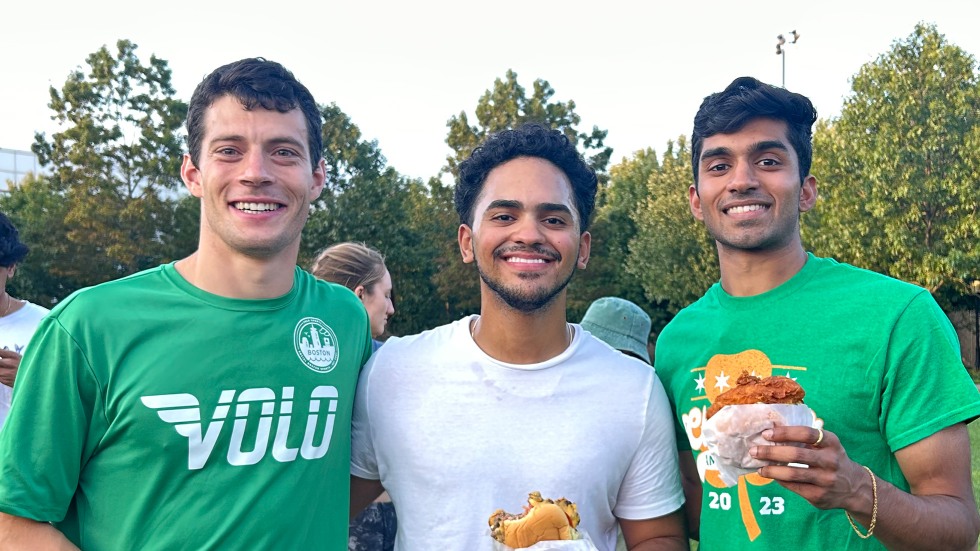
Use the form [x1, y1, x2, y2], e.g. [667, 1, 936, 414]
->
[775, 30, 800, 88]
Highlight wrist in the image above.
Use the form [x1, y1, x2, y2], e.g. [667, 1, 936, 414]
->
[845, 465, 878, 539]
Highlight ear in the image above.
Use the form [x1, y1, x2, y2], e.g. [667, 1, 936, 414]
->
[458, 224, 475, 264]
[799, 175, 817, 213]
[577, 231, 592, 270]
[181, 154, 204, 198]
[309, 158, 327, 201]
[353, 285, 366, 300]
[689, 183, 704, 221]
[6, 264, 15, 278]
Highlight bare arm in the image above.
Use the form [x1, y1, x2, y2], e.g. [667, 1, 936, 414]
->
[753, 423, 980, 551]
[0, 348, 21, 387]
[350, 475, 385, 520]
[0, 513, 79, 550]
[618, 508, 689, 551]
[676, 451, 702, 541]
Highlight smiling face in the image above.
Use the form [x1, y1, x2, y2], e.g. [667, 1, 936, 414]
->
[458, 156, 590, 313]
[181, 95, 326, 263]
[690, 117, 816, 258]
[357, 269, 394, 338]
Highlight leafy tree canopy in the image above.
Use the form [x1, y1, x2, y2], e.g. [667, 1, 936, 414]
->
[30, 39, 189, 286]
[806, 22, 980, 303]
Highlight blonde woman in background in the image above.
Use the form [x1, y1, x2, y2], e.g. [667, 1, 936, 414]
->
[310, 241, 396, 550]
[311, 242, 394, 351]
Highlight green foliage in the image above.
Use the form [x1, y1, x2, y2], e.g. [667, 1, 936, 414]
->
[0, 174, 75, 307]
[444, 69, 612, 180]
[806, 23, 980, 301]
[422, 176, 481, 321]
[568, 148, 668, 329]
[30, 39, 188, 289]
[626, 138, 718, 315]
[302, 104, 446, 335]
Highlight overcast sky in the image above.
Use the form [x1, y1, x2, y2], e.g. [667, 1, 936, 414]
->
[3, 0, 979, 181]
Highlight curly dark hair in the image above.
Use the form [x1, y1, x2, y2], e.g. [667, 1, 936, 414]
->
[691, 76, 817, 187]
[455, 122, 597, 233]
[0, 212, 29, 268]
[185, 58, 323, 170]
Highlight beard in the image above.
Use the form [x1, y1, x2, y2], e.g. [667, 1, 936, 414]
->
[476, 245, 576, 313]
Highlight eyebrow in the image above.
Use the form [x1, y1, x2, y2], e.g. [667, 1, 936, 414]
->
[700, 140, 789, 164]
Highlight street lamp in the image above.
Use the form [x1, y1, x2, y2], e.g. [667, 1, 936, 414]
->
[775, 30, 800, 88]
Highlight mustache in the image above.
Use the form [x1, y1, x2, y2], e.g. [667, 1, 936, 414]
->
[492, 244, 561, 261]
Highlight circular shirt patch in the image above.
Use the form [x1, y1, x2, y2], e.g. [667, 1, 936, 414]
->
[294, 317, 340, 373]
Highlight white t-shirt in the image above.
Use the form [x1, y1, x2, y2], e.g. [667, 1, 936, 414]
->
[351, 315, 684, 551]
[0, 301, 49, 428]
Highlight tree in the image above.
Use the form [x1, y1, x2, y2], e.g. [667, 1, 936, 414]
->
[0, 174, 75, 307]
[31, 39, 188, 288]
[806, 23, 980, 304]
[567, 148, 664, 326]
[302, 103, 445, 335]
[627, 138, 719, 314]
[444, 69, 612, 180]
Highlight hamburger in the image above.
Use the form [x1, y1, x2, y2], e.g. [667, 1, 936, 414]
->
[706, 371, 805, 419]
[488, 491, 580, 548]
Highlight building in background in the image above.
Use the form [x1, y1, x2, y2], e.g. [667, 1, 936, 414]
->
[0, 148, 43, 193]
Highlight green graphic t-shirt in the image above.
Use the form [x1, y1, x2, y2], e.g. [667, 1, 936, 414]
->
[655, 254, 980, 550]
[0, 264, 372, 550]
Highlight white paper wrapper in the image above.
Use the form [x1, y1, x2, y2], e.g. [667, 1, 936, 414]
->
[701, 403, 815, 487]
[490, 530, 598, 551]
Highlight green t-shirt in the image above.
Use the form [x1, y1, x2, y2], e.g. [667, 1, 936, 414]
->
[0, 264, 372, 550]
[655, 254, 980, 550]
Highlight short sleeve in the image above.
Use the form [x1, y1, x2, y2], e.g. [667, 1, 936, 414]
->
[613, 374, 686, 520]
[0, 316, 103, 521]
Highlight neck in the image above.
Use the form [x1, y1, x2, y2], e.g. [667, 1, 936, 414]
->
[175, 249, 297, 299]
[0, 291, 16, 318]
[717, 244, 808, 297]
[471, 292, 571, 364]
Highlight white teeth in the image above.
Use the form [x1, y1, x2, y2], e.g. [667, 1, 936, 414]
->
[507, 257, 547, 264]
[728, 204, 765, 214]
[234, 202, 280, 212]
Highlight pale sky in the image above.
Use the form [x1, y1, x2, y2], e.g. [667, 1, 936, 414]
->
[3, 0, 979, 181]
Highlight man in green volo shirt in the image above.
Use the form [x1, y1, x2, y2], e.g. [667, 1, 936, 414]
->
[0, 58, 373, 549]
[654, 76, 980, 550]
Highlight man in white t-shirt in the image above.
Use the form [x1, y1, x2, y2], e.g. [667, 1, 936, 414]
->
[0, 212, 49, 429]
[350, 123, 687, 551]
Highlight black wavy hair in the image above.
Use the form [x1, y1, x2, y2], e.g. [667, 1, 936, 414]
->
[691, 76, 817, 187]
[185, 58, 323, 170]
[0, 212, 29, 268]
[455, 122, 597, 233]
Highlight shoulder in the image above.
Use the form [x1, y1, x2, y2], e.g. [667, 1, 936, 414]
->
[810, 256, 931, 306]
[50, 265, 170, 316]
[295, 268, 363, 308]
[376, 319, 464, 354]
[22, 301, 50, 317]
[575, 331, 656, 382]
[658, 285, 718, 338]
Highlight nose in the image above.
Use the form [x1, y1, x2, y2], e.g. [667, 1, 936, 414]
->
[510, 215, 545, 245]
[240, 150, 273, 186]
[726, 160, 758, 194]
